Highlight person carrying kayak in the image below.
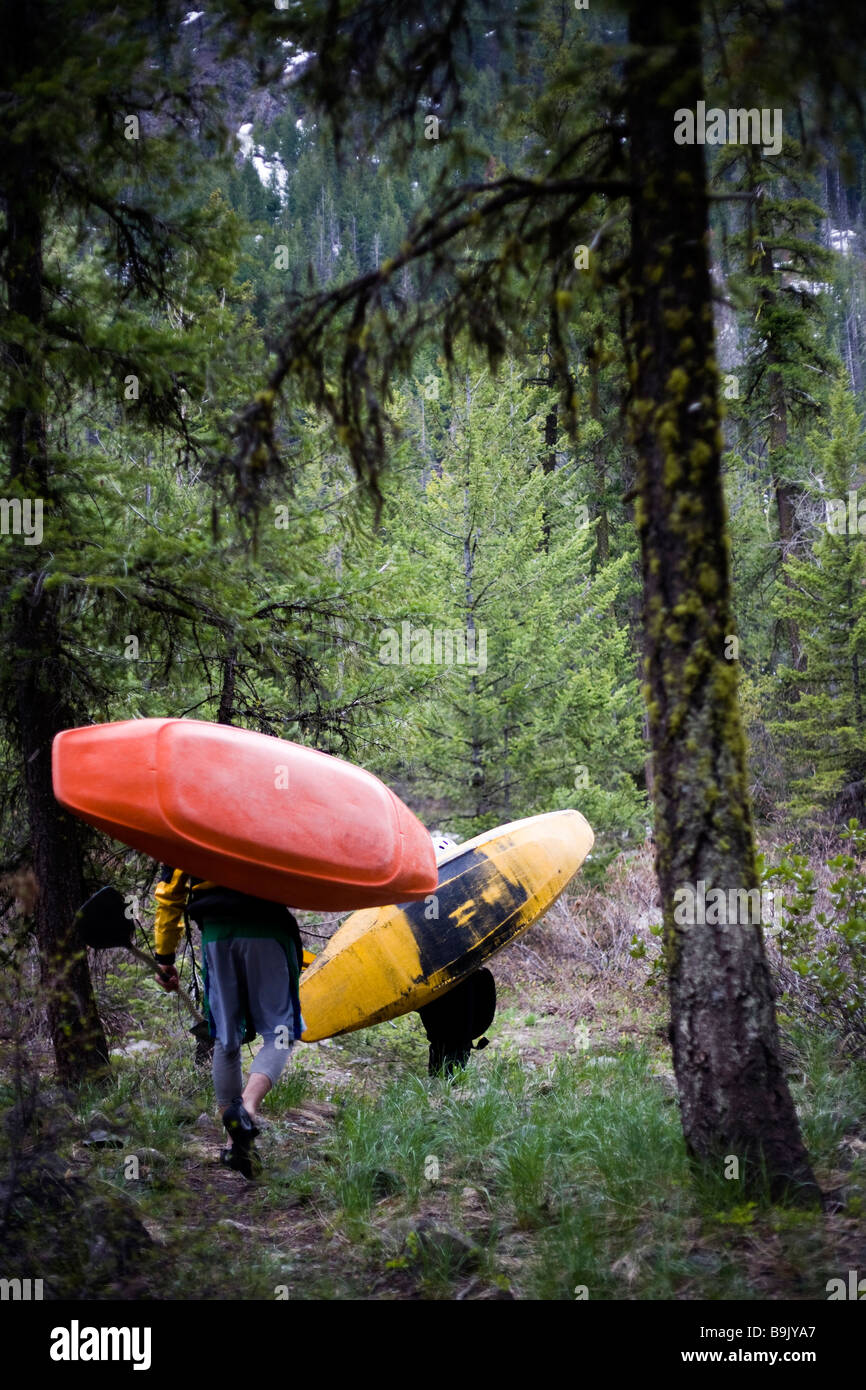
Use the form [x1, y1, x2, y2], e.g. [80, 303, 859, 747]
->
[153, 868, 305, 1178]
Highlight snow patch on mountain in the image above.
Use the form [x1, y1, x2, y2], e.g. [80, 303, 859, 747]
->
[237, 123, 288, 199]
[829, 226, 857, 255]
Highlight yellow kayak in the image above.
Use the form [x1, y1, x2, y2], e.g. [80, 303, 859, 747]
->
[300, 809, 594, 1041]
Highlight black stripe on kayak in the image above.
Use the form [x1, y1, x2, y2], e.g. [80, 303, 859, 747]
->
[401, 846, 531, 981]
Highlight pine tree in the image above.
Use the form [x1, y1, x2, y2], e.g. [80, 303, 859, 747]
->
[386, 364, 645, 837]
[720, 139, 835, 669]
[0, 0, 241, 1083]
[771, 377, 866, 821]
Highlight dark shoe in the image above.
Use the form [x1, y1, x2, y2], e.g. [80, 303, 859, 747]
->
[221, 1098, 261, 1180]
[237, 1147, 262, 1180]
[222, 1098, 260, 1150]
[222, 1095, 258, 1139]
[219, 1144, 262, 1180]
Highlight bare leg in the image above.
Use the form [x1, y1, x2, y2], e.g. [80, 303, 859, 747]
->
[242, 1071, 272, 1121]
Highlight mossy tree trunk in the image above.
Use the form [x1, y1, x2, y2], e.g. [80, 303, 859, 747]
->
[624, 0, 819, 1202]
[4, 138, 109, 1087]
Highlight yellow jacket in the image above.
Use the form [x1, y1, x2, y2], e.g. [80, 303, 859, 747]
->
[153, 868, 202, 958]
[153, 866, 315, 967]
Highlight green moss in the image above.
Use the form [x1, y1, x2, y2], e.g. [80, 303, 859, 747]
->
[663, 450, 682, 487]
[689, 439, 712, 474]
[658, 419, 679, 457]
[697, 564, 719, 597]
[664, 309, 691, 334]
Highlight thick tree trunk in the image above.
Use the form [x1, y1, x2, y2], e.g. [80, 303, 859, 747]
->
[625, 1, 819, 1202]
[12, 646, 110, 1087]
[4, 154, 109, 1085]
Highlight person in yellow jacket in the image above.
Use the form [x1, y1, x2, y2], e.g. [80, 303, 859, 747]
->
[153, 865, 305, 1179]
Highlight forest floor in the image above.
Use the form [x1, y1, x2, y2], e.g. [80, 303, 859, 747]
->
[3, 844, 866, 1301]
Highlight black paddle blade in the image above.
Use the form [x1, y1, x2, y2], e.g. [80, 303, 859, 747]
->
[75, 885, 135, 950]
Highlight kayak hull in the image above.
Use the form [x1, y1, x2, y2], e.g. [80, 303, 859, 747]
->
[52, 719, 437, 910]
[299, 809, 594, 1040]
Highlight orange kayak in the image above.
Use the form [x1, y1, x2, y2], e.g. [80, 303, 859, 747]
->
[52, 718, 437, 909]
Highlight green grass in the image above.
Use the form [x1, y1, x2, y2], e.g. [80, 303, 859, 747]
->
[4, 1013, 865, 1300]
[264, 1058, 315, 1112]
[270, 1038, 865, 1299]
[788, 1025, 866, 1161]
